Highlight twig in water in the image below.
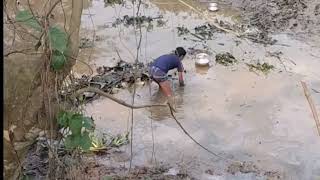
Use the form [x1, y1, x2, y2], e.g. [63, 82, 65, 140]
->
[129, 0, 143, 172]
[115, 47, 124, 61]
[301, 81, 320, 136]
[167, 103, 239, 163]
[312, 89, 320, 94]
[87, 5, 96, 62]
[129, 83, 135, 171]
[73, 87, 167, 109]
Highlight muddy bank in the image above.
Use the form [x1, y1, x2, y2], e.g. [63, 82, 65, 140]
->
[228, 0, 320, 43]
[18, 133, 193, 180]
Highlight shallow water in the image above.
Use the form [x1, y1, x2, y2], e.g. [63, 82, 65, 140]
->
[76, 0, 320, 179]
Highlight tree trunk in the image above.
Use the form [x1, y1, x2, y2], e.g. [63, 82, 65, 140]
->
[4, 0, 84, 177]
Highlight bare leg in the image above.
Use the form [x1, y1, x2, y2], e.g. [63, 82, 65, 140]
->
[159, 80, 173, 97]
[159, 80, 176, 111]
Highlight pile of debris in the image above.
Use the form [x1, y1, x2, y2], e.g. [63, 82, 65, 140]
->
[60, 60, 150, 103]
[215, 52, 237, 66]
[227, 161, 283, 179]
[18, 130, 131, 179]
[84, 163, 191, 180]
[176, 19, 277, 45]
[112, 15, 165, 28]
[104, 0, 124, 6]
[232, 0, 320, 41]
[177, 22, 225, 41]
[246, 62, 274, 74]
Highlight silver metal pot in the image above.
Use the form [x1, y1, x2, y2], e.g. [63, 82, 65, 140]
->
[208, 2, 219, 12]
[195, 53, 210, 66]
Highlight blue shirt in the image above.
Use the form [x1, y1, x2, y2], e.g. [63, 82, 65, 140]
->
[152, 54, 183, 73]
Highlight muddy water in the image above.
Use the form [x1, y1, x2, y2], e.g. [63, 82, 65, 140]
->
[75, 0, 320, 179]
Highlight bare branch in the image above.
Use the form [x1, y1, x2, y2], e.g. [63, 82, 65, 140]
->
[59, 0, 67, 32]
[67, 55, 94, 76]
[72, 87, 167, 109]
[4, 49, 42, 57]
[301, 81, 320, 136]
[27, 0, 42, 28]
[46, 0, 61, 18]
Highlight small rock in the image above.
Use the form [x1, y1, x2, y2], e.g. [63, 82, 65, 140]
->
[4, 130, 10, 141]
[227, 161, 259, 175]
[121, 82, 128, 88]
[164, 167, 179, 176]
[24, 120, 32, 126]
[84, 92, 96, 98]
[111, 88, 120, 94]
[39, 131, 46, 137]
[205, 169, 214, 175]
[25, 127, 42, 141]
[96, 67, 105, 75]
[14, 141, 33, 151]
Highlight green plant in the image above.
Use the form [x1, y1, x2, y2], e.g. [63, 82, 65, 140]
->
[216, 52, 237, 66]
[16, 10, 42, 31]
[15, 10, 69, 71]
[246, 62, 274, 74]
[57, 111, 95, 151]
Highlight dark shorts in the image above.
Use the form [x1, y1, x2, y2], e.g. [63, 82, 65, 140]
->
[149, 66, 168, 83]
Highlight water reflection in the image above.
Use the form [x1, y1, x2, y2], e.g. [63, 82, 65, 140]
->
[147, 82, 185, 121]
[195, 65, 210, 75]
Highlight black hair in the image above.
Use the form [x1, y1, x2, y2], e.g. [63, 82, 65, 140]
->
[175, 47, 186, 57]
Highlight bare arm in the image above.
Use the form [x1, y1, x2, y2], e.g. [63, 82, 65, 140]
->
[177, 60, 185, 86]
[178, 71, 185, 86]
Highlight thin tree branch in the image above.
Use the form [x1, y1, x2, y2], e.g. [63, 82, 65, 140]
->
[301, 81, 320, 136]
[130, 0, 143, 171]
[4, 49, 42, 57]
[67, 55, 94, 76]
[60, 0, 67, 33]
[46, 0, 61, 18]
[72, 87, 167, 109]
[27, 0, 42, 29]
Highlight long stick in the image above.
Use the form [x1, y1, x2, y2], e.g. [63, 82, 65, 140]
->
[301, 81, 320, 136]
[73, 87, 167, 109]
[167, 104, 240, 163]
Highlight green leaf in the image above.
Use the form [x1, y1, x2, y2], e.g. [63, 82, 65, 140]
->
[51, 51, 66, 71]
[103, 176, 113, 180]
[64, 135, 76, 149]
[80, 132, 92, 151]
[69, 115, 83, 135]
[16, 10, 42, 31]
[21, 174, 33, 180]
[57, 111, 69, 127]
[83, 117, 95, 130]
[49, 26, 67, 53]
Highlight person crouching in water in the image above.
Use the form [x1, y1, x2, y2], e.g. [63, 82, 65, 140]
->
[149, 47, 186, 108]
